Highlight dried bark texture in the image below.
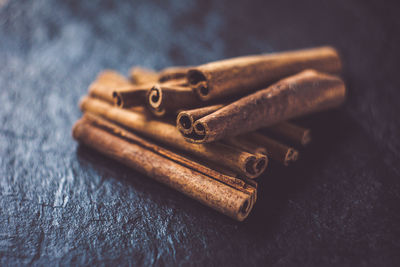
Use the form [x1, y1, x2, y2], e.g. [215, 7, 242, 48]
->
[146, 83, 200, 116]
[72, 118, 255, 221]
[89, 71, 131, 103]
[183, 70, 345, 143]
[83, 113, 257, 196]
[130, 66, 191, 85]
[177, 104, 224, 135]
[246, 133, 299, 166]
[130, 67, 159, 85]
[113, 84, 152, 108]
[79, 97, 267, 178]
[188, 46, 342, 100]
[265, 122, 311, 146]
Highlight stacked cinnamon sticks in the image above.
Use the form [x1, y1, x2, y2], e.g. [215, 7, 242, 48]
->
[72, 46, 346, 221]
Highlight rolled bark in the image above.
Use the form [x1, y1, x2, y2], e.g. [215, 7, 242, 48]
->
[130, 67, 159, 85]
[264, 122, 311, 146]
[158, 66, 191, 83]
[72, 118, 256, 221]
[183, 70, 345, 143]
[146, 83, 202, 117]
[130, 66, 191, 84]
[113, 84, 152, 108]
[83, 113, 256, 195]
[187, 46, 342, 100]
[79, 97, 267, 178]
[177, 104, 224, 135]
[245, 133, 299, 166]
[89, 71, 130, 103]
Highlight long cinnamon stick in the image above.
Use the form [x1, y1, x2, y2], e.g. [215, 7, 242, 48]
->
[79, 97, 267, 178]
[158, 66, 191, 82]
[83, 113, 256, 195]
[130, 66, 191, 84]
[183, 70, 345, 143]
[177, 104, 224, 135]
[187, 46, 342, 100]
[72, 118, 256, 221]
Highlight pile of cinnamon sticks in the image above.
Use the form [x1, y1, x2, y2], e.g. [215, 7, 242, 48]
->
[72, 46, 346, 221]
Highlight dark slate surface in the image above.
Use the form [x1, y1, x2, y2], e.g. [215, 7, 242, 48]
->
[1, 0, 399, 266]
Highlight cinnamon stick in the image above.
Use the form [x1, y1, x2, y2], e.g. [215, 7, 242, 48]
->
[183, 70, 345, 143]
[177, 104, 224, 135]
[72, 118, 256, 221]
[83, 113, 256, 195]
[187, 46, 342, 100]
[112, 84, 152, 108]
[79, 97, 267, 178]
[89, 71, 130, 103]
[130, 67, 159, 85]
[158, 66, 191, 83]
[245, 133, 299, 166]
[146, 83, 202, 117]
[130, 66, 191, 84]
[264, 122, 311, 146]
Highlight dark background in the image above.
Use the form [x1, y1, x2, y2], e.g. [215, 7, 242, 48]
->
[1, 0, 399, 266]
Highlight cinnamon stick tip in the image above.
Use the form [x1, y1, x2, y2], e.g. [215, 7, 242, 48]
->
[176, 112, 194, 135]
[112, 91, 123, 107]
[284, 148, 299, 166]
[147, 84, 162, 108]
[187, 69, 209, 100]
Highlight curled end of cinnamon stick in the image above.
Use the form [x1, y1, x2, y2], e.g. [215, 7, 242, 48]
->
[187, 69, 210, 100]
[301, 129, 312, 146]
[181, 120, 208, 143]
[112, 91, 123, 107]
[284, 148, 299, 166]
[146, 84, 166, 116]
[176, 112, 194, 135]
[244, 153, 268, 179]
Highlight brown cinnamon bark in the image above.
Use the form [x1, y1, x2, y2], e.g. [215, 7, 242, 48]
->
[183, 70, 345, 143]
[72, 118, 256, 221]
[264, 122, 311, 146]
[188, 46, 342, 100]
[130, 67, 159, 85]
[89, 71, 130, 103]
[147, 83, 202, 117]
[83, 113, 256, 195]
[79, 97, 267, 178]
[158, 66, 191, 82]
[112, 84, 152, 108]
[177, 104, 224, 135]
[245, 133, 299, 166]
[130, 66, 191, 84]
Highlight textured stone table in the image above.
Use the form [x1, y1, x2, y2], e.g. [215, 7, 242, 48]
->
[1, 0, 399, 265]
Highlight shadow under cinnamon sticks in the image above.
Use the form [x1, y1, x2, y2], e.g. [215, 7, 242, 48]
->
[240, 109, 354, 229]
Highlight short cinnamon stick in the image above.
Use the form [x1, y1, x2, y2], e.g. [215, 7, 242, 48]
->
[112, 84, 152, 108]
[183, 70, 345, 143]
[187, 46, 342, 100]
[72, 118, 256, 221]
[245, 133, 299, 166]
[264, 122, 311, 146]
[147, 83, 202, 117]
[89, 71, 131, 103]
[79, 97, 267, 178]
